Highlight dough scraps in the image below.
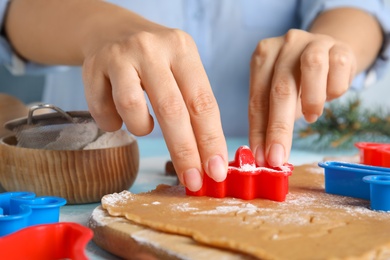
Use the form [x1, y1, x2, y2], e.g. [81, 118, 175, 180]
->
[102, 163, 390, 260]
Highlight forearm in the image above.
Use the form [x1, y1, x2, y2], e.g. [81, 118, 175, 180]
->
[309, 7, 383, 74]
[4, 0, 161, 65]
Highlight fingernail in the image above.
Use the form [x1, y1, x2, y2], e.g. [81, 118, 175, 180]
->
[255, 146, 266, 166]
[183, 168, 202, 192]
[268, 144, 285, 167]
[305, 114, 318, 123]
[207, 155, 227, 182]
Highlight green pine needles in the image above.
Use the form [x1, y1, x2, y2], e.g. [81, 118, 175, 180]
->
[295, 95, 390, 150]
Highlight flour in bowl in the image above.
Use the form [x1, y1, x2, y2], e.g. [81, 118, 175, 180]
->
[84, 129, 135, 150]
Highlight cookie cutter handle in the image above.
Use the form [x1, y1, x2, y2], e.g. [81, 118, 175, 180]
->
[27, 103, 74, 125]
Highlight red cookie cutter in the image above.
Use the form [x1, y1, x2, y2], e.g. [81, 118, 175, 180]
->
[0, 222, 93, 260]
[186, 146, 294, 201]
[355, 142, 390, 167]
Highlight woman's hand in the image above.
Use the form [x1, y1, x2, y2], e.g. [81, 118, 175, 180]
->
[249, 29, 357, 167]
[81, 15, 228, 192]
[248, 7, 383, 168]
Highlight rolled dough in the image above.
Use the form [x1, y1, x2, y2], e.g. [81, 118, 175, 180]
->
[102, 163, 390, 260]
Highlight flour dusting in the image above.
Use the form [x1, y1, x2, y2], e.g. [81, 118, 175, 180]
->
[228, 165, 292, 174]
[102, 190, 134, 206]
[240, 164, 257, 171]
[172, 202, 199, 212]
[306, 166, 324, 175]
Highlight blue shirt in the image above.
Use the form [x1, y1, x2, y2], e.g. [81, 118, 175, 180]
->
[1, 0, 390, 137]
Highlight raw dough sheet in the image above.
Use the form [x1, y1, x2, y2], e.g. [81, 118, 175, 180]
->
[102, 163, 390, 260]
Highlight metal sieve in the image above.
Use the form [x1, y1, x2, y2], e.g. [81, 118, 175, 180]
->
[4, 104, 101, 150]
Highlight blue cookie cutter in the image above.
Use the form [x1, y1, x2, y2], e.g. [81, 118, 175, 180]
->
[0, 191, 67, 236]
[318, 161, 390, 212]
[363, 175, 390, 212]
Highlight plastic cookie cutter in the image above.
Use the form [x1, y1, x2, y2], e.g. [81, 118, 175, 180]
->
[318, 161, 390, 201]
[0, 191, 67, 236]
[186, 146, 294, 202]
[0, 222, 93, 260]
[363, 175, 390, 212]
[355, 142, 390, 167]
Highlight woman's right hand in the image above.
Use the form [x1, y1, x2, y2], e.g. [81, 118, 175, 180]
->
[80, 5, 228, 192]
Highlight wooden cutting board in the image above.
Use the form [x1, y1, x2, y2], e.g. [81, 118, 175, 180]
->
[89, 205, 256, 259]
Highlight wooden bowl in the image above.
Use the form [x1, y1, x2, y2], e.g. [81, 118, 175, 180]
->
[0, 94, 28, 138]
[0, 134, 139, 204]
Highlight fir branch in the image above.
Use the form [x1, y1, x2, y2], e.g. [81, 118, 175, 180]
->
[296, 95, 390, 150]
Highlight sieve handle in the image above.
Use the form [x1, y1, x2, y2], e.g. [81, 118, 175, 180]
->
[27, 104, 74, 125]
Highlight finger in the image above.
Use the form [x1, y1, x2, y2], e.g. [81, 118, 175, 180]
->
[82, 59, 123, 131]
[141, 63, 203, 192]
[108, 64, 154, 136]
[266, 30, 308, 166]
[172, 44, 228, 183]
[326, 43, 356, 101]
[300, 37, 333, 123]
[249, 37, 284, 166]
[295, 96, 303, 119]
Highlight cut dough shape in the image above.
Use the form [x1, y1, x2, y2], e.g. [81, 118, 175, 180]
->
[102, 163, 390, 260]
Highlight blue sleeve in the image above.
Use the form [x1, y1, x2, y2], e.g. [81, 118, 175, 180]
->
[299, 0, 390, 90]
[0, 0, 65, 75]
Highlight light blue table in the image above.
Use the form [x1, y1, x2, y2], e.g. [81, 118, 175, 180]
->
[60, 137, 356, 259]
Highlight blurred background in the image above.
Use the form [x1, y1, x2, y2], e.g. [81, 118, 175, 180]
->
[0, 65, 44, 105]
[1, 1, 389, 124]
